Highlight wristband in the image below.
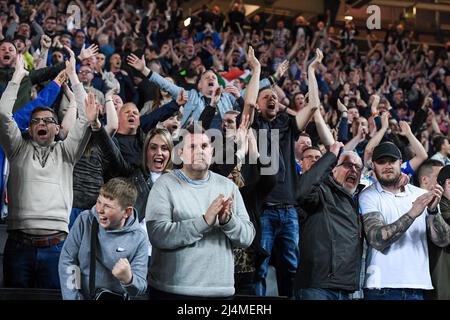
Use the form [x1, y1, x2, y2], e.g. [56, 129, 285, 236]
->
[268, 75, 276, 86]
[427, 207, 439, 215]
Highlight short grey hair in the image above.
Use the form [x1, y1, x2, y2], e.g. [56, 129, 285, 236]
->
[337, 150, 362, 166]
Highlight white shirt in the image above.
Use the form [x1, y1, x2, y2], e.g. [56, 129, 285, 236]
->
[359, 182, 433, 290]
[431, 152, 450, 166]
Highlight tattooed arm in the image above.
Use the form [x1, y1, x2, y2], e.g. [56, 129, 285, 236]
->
[425, 184, 450, 247]
[427, 214, 450, 247]
[362, 212, 415, 252]
[361, 189, 434, 252]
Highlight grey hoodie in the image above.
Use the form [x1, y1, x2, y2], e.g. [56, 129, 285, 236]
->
[58, 207, 148, 300]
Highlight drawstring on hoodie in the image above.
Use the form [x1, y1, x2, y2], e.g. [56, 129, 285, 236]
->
[32, 143, 56, 168]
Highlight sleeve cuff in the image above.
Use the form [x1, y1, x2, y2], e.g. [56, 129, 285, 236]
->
[193, 215, 213, 234]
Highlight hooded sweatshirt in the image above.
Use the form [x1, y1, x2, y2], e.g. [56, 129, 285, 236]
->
[0, 82, 90, 233]
[58, 207, 148, 300]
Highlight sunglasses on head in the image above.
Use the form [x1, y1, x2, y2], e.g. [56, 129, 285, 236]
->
[30, 117, 57, 125]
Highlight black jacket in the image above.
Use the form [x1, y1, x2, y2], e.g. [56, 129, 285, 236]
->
[240, 159, 277, 268]
[295, 152, 363, 291]
[93, 127, 150, 222]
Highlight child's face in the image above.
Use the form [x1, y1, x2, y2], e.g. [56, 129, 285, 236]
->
[95, 195, 130, 230]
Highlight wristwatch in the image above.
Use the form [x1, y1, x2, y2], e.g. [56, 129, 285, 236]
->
[427, 207, 439, 215]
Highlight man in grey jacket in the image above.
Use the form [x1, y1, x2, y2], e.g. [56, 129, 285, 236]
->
[0, 51, 92, 289]
[59, 178, 148, 300]
[146, 124, 255, 299]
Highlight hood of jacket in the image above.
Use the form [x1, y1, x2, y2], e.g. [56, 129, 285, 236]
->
[90, 205, 141, 235]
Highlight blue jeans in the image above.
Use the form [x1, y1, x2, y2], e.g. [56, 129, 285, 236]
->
[3, 237, 64, 289]
[69, 207, 84, 230]
[255, 207, 299, 297]
[295, 288, 352, 300]
[364, 288, 424, 300]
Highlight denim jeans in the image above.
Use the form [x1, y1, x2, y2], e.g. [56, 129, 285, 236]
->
[255, 207, 299, 297]
[295, 288, 352, 300]
[69, 207, 84, 230]
[3, 237, 64, 289]
[364, 288, 424, 300]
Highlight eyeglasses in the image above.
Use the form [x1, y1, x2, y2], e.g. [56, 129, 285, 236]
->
[30, 117, 57, 125]
[78, 70, 92, 75]
[337, 161, 363, 172]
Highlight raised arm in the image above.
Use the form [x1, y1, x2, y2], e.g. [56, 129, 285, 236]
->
[0, 55, 29, 157]
[104, 88, 119, 136]
[127, 53, 181, 99]
[308, 49, 332, 144]
[140, 89, 186, 133]
[398, 121, 427, 172]
[295, 49, 324, 131]
[344, 124, 366, 151]
[13, 70, 64, 131]
[297, 142, 342, 212]
[364, 112, 388, 167]
[242, 46, 260, 125]
[60, 47, 91, 164]
[35, 35, 51, 70]
[59, 84, 77, 140]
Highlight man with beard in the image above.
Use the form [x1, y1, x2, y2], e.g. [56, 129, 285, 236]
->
[145, 124, 255, 299]
[359, 142, 450, 300]
[294, 143, 364, 300]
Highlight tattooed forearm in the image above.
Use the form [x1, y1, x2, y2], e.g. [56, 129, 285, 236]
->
[362, 212, 415, 252]
[427, 214, 450, 247]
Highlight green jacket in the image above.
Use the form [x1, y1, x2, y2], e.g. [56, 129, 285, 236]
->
[0, 62, 65, 113]
[427, 196, 450, 300]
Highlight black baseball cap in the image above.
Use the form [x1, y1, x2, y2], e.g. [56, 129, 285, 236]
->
[372, 142, 402, 162]
[437, 165, 450, 187]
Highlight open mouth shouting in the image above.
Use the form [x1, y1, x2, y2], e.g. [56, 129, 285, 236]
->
[37, 128, 48, 136]
[99, 215, 108, 225]
[266, 100, 277, 112]
[2, 54, 11, 63]
[151, 156, 166, 171]
[345, 173, 358, 185]
[127, 115, 137, 126]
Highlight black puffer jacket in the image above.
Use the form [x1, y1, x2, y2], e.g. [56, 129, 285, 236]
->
[295, 152, 363, 291]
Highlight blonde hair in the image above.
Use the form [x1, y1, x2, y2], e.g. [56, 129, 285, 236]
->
[142, 128, 174, 175]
